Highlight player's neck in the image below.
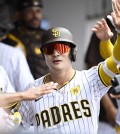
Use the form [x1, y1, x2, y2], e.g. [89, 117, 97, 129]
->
[45, 68, 75, 88]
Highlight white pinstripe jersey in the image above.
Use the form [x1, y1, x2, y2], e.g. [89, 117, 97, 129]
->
[115, 100, 120, 126]
[0, 43, 34, 91]
[19, 66, 109, 134]
[0, 65, 15, 93]
[0, 66, 15, 132]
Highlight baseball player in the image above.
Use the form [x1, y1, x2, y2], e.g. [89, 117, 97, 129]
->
[9, 1, 120, 133]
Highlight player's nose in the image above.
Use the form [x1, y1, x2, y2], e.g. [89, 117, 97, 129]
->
[53, 49, 60, 56]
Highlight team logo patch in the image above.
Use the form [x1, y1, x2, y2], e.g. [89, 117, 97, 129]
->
[52, 28, 60, 37]
[70, 86, 80, 96]
[35, 47, 41, 55]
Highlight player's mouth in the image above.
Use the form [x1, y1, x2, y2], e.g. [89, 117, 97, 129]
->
[53, 60, 61, 64]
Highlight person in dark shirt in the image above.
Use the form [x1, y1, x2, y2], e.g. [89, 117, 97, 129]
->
[3, 0, 49, 79]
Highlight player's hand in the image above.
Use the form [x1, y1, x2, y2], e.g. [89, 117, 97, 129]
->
[23, 81, 58, 100]
[110, 93, 120, 99]
[91, 18, 113, 41]
[112, 0, 120, 31]
[107, 0, 120, 33]
[2, 111, 21, 132]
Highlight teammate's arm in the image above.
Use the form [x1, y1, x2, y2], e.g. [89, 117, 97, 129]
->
[91, 18, 114, 59]
[92, 1, 120, 86]
[100, 40, 113, 59]
[0, 82, 58, 107]
[91, 17, 118, 126]
[98, 0, 120, 86]
[98, 36, 120, 86]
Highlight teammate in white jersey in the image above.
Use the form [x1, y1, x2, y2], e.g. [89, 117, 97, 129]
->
[0, 4, 34, 91]
[0, 66, 15, 94]
[0, 42, 34, 91]
[14, 1, 120, 134]
[0, 65, 15, 132]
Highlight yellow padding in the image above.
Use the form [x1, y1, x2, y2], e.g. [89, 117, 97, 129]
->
[2, 102, 18, 109]
[113, 35, 120, 61]
[106, 56, 118, 73]
[99, 64, 111, 86]
[115, 125, 120, 134]
[99, 35, 120, 86]
[99, 56, 119, 86]
[100, 39, 113, 59]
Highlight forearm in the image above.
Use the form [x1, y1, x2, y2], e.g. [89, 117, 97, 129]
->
[0, 92, 25, 107]
[100, 39, 113, 59]
[113, 35, 120, 62]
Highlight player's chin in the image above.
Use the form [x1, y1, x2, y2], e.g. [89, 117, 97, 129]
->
[52, 65, 63, 71]
[31, 21, 40, 28]
[29, 24, 40, 30]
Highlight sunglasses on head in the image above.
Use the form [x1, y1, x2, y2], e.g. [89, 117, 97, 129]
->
[42, 43, 70, 55]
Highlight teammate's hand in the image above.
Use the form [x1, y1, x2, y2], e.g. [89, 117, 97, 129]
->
[2, 111, 21, 133]
[112, 0, 120, 32]
[107, 0, 120, 33]
[110, 93, 120, 99]
[91, 18, 113, 41]
[23, 81, 58, 100]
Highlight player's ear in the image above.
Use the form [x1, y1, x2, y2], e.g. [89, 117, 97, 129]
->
[70, 47, 77, 62]
[41, 53, 45, 60]
[74, 47, 77, 61]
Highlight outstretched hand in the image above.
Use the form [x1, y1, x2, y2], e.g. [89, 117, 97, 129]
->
[111, 0, 120, 31]
[107, 0, 120, 33]
[23, 81, 58, 100]
[91, 18, 113, 41]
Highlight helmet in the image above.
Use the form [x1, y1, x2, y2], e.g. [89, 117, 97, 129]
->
[41, 27, 76, 50]
[41, 27, 77, 62]
[17, 0, 43, 10]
